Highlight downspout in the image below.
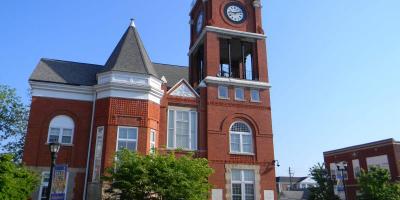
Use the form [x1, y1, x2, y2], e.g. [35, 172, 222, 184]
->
[83, 91, 97, 200]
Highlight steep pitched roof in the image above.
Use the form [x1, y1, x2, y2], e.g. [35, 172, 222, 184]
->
[29, 58, 188, 87]
[102, 22, 158, 77]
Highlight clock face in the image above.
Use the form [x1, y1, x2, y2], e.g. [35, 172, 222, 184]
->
[224, 2, 246, 24]
[196, 12, 204, 33]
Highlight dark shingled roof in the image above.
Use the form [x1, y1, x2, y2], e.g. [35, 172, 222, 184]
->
[29, 58, 188, 87]
[276, 177, 307, 183]
[102, 24, 158, 77]
[30, 58, 103, 86]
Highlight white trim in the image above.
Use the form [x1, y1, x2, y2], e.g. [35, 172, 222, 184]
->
[203, 76, 271, 89]
[167, 107, 198, 151]
[30, 81, 94, 101]
[189, 26, 266, 55]
[167, 79, 199, 98]
[231, 169, 256, 200]
[229, 121, 254, 154]
[116, 126, 139, 152]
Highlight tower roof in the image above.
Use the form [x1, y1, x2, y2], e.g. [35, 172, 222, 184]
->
[102, 21, 158, 77]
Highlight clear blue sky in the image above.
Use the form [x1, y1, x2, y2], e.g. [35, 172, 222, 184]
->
[1, 0, 399, 177]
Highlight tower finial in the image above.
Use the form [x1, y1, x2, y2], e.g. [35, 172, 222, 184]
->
[130, 18, 136, 27]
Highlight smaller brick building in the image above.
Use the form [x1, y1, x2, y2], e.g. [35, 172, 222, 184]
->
[324, 138, 400, 200]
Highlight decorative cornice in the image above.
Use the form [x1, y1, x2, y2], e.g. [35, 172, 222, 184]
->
[30, 81, 94, 101]
[202, 76, 271, 89]
[253, 0, 262, 8]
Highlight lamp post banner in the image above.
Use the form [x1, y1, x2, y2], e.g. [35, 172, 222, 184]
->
[50, 165, 68, 200]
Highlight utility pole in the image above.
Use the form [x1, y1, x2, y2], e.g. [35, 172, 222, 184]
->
[289, 167, 294, 191]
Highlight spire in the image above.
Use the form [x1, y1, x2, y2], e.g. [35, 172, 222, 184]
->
[102, 20, 158, 77]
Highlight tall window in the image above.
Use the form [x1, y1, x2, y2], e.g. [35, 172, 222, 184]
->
[231, 169, 255, 200]
[167, 108, 197, 150]
[150, 129, 156, 154]
[38, 172, 50, 200]
[230, 122, 253, 154]
[47, 115, 74, 145]
[92, 127, 104, 182]
[116, 127, 138, 151]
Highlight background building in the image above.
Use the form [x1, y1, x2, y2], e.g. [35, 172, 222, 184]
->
[22, 0, 277, 199]
[324, 138, 400, 200]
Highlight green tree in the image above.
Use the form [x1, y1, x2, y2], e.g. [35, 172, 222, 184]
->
[357, 167, 400, 200]
[0, 84, 29, 161]
[103, 149, 214, 200]
[0, 154, 39, 199]
[308, 163, 340, 200]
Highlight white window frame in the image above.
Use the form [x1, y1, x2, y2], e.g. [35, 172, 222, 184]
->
[231, 169, 255, 200]
[47, 115, 74, 145]
[250, 89, 260, 102]
[167, 107, 198, 150]
[218, 85, 229, 99]
[235, 87, 245, 101]
[116, 126, 138, 152]
[150, 129, 156, 154]
[229, 121, 254, 155]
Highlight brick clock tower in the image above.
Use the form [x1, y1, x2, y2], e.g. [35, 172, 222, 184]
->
[22, 1, 276, 200]
[189, 0, 276, 199]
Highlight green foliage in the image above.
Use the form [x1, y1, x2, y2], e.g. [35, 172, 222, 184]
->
[0, 84, 29, 161]
[357, 167, 400, 200]
[103, 149, 214, 200]
[308, 163, 340, 200]
[0, 154, 39, 199]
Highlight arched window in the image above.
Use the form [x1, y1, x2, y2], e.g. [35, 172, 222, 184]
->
[230, 121, 253, 154]
[48, 115, 74, 144]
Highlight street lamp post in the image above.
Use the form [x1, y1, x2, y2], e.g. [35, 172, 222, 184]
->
[336, 162, 348, 200]
[47, 142, 61, 200]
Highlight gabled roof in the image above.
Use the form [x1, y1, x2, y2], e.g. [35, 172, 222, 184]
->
[102, 22, 158, 77]
[167, 79, 199, 98]
[29, 58, 188, 87]
[276, 176, 307, 183]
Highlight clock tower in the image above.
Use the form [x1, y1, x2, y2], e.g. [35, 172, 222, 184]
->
[189, 0, 276, 200]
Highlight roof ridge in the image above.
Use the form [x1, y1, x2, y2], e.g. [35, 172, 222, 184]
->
[41, 58, 104, 67]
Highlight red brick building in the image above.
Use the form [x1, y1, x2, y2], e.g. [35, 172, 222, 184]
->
[324, 138, 400, 200]
[23, 0, 277, 199]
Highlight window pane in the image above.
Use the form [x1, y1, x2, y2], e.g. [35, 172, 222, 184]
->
[50, 128, 60, 135]
[232, 169, 242, 181]
[235, 88, 244, 100]
[251, 90, 260, 101]
[190, 112, 197, 150]
[245, 184, 255, 200]
[117, 141, 126, 150]
[243, 144, 253, 153]
[231, 122, 250, 133]
[62, 129, 73, 136]
[119, 128, 128, 139]
[127, 128, 137, 140]
[168, 110, 175, 148]
[49, 135, 59, 143]
[244, 170, 255, 181]
[61, 136, 72, 144]
[232, 183, 242, 200]
[150, 131, 155, 142]
[218, 86, 228, 98]
[176, 135, 190, 149]
[126, 141, 136, 151]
